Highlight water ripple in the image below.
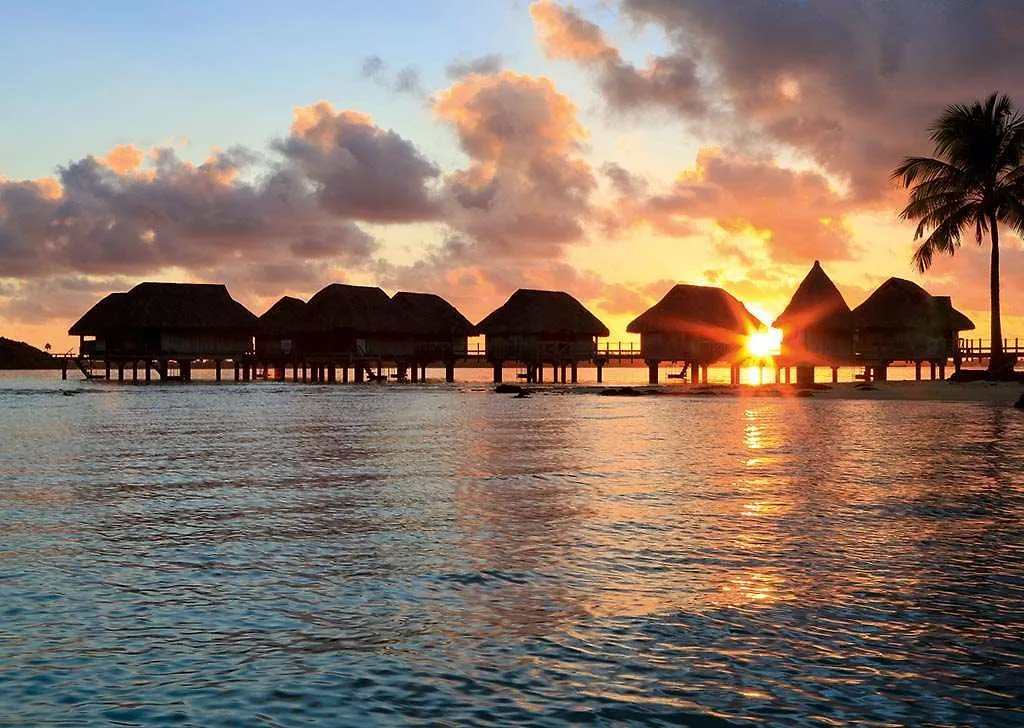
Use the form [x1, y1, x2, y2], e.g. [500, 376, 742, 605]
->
[1, 374, 1023, 725]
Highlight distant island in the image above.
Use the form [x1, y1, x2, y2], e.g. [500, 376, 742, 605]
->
[0, 337, 60, 369]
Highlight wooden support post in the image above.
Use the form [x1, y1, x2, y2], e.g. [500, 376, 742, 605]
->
[831, 367, 838, 383]
[215, 360, 222, 382]
[355, 365, 364, 383]
[376, 363, 383, 379]
[328, 364, 336, 384]
[145, 361, 151, 383]
[939, 362, 946, 380]
[61, 359, 68, 380]
[117, 362, 124, 383]
[647, 360, 659, 385]
[183, 360, 193, 382]
[105, 361, 111, 380]
[570, 362, 578, 383]
[596, 362, 604, 383]
[492, 362, 503, 383]
[445, 360, 455, 383]
[292, 364, 298, 383]
[930, 362, 936, 380]
[132, 361, 138, 383]
[796, 366, 814, 387]
[702, 365, 709, 384]
[915, 361, 922, 381]
[784, 367, 791, 385]
[421, 364, 426, 382]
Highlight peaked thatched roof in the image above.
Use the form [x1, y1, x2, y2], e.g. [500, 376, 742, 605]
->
[258, 296, 306, 336]
[300, 283, 407, 334]
[69, 283, 257, 335]
[852, 278, 974, 332]
[391, 292, 476, 338]
[773, 261, 852, 333]
[476, 289, 609, 337]
[626, 284, 763, 336]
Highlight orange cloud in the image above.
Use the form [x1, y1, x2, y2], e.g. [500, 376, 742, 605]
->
[101, 145, 145, 174]
[433, 71, 595, 255]
[530, 1, 616, 62]
[603, 149, 856, 263]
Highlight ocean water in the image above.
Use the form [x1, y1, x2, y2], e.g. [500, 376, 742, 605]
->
[2, 370, 1023, 726]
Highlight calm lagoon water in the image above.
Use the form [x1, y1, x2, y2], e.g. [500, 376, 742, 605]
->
[2, 370, 1023, 726]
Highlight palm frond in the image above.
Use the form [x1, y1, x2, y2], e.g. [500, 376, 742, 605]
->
[911, 205, 976, 272]
[891, 157, 966, 187]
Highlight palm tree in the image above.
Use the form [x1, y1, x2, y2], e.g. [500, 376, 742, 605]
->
[892, 92, 1024, 374]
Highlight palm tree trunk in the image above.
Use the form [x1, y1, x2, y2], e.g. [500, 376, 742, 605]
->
[989, 213, 1004, 372]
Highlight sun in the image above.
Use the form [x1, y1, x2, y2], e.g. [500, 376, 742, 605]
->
[746, 328, 783, 358]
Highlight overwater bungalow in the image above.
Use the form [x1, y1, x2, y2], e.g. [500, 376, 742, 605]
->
[627, 284, 763, 384]
[773, 261, 854, 385]
[390, 291, 476, 382]
[476, 289, 609, 383]
[298, 283, 407, 382]
[255, 296, 307, 380]
[851, 277, 974, 380]
[68, 282, 258, 382]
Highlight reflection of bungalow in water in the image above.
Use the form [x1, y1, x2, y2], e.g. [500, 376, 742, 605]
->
[852, 277, 974, 380]
[255, 296, 306, 380]
[773, 261, 854, 385]
[390, 292, 476, 382]
[627, 284, 763, 384]
[68, 282, 258, 382]
[476, 289, 609, 384]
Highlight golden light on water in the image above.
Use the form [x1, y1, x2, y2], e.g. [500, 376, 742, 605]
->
[746, 328, 783, 358]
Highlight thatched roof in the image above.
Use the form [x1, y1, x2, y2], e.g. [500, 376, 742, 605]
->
[69, 283, 257, 335]
[258, 296, 306, 336]
[773, 261, 852, 333]
[933, 296, 975, 332]
[852, 278, 974, 332]
[476, 289, 609, 337]
[68, 292, 129, 335]
[391, 292, 476, 338]
[627, 284, 763, 337]
[300, 283, 406, 334]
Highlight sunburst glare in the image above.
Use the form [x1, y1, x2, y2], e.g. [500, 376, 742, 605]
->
[746, 328, 783, 358]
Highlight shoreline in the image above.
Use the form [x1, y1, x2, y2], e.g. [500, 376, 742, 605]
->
[593, 380, 1024, 404]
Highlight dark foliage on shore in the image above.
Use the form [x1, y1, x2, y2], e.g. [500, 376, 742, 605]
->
[949, 368, 1024, 383]
[0, 337, 60, 370]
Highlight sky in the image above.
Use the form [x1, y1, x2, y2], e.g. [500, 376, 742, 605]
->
[4, 0, 1024, 351]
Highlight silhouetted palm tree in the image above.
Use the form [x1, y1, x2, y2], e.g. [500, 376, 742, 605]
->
[892, 92, 1024, 372]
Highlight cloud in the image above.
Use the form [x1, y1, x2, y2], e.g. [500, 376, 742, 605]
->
[445, 54, 504, 79]
[274, 102, 441, 223]
[360, 55, 425, 96]
[0, 145, 379, 280]
[606, 0, 1024, 202]
[601, 150, 856, 262]
[433, 70, 596, 257]
[530, 1, 705, 116]
[0, 102, 450, 286]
